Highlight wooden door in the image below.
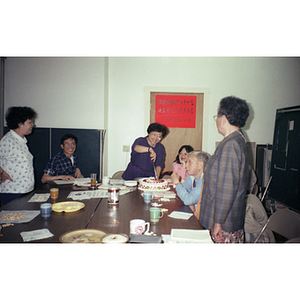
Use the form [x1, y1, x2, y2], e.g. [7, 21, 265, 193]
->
[150, 92, 204, 173]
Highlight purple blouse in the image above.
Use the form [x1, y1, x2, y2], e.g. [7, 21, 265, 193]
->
[122, 137, 165, 180]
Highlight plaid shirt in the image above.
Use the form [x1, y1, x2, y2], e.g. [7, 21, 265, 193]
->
[44, 150, 78, 176]
[199, 130, 248, 233]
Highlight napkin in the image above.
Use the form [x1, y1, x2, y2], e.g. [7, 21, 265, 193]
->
[0, 210, 40, 224]
[168, 211, 193, 220]
[20, 228, 54, 242]
[28, 193, 50, 202]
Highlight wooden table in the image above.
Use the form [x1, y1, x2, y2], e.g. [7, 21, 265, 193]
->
[0, 183, 202, 243]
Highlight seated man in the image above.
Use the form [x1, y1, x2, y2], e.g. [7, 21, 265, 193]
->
[174, 150, 210, 212]
[41, 134, 82, 183]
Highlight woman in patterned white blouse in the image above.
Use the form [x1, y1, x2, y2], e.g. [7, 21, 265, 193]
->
[0, 106, 38, 206]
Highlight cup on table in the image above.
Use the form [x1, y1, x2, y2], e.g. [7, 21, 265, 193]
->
[108, 187, 120, 204]
[50, 188, 59, 199]
[90, 173, 97, 188]
[143, 192, 153, 203]
[102, 176, 110, 186]
[130, 219, 150, 235]
[40, 203, 52, 218]
[149, 207, 164, 223]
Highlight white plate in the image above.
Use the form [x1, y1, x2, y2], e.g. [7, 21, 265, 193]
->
[124, 181, 137, 187]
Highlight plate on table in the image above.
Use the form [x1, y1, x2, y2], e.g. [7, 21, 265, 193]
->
[60, 229, 107, 243]
[52, 201, 85, 213]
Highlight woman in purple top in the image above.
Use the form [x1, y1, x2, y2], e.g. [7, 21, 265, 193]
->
[122, 123, 168, 180]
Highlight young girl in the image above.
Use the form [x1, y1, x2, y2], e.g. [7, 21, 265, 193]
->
[171, 145, 194, 185]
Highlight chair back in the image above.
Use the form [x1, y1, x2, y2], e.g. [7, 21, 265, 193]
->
[244, 194, 275, 242]
[112, 171, 124, 179]
[254, 208, 300, 243]
[266, 209, 300, 240]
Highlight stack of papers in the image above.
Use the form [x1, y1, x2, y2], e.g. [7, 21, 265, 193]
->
[162, 229, 213, 244]
[73, 178, 92, 186]
[53, 179, 74, 185]
[68, 190, 108, 200]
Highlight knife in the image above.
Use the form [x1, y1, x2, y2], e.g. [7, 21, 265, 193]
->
[153, 163, 158, 180]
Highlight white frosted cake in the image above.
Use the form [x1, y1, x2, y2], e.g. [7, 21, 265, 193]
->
[139, 178, 169, 191]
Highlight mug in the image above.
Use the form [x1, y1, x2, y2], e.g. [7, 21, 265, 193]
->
[130, 219, 150, 235]
[40, 203, 52, 218]
[149, 207, 164, 223]
[50, 188, 59, 199]
[143, 192, 154, 203]
[102, 176, 110, 186]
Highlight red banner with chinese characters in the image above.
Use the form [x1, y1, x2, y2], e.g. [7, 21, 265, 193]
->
[155, 94, 197, 128]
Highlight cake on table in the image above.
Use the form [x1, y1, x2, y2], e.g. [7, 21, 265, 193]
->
[139, 178, 169, 191]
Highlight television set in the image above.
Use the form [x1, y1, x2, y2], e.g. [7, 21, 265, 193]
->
[268, 105, 300, 213]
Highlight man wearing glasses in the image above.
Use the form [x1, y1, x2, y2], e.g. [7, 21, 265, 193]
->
[41, 134, 82, 183]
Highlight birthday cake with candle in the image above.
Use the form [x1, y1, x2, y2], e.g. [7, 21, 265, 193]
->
[139, 178, 169, 191]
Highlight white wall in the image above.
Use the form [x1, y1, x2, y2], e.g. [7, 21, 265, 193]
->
[107, 57, 300, 176]
[4, 57, 106, 129]
[3, 57, 300, 177]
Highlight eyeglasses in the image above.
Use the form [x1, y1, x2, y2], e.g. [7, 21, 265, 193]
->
[213, 114, 222, 122]
[64, 142, 76, 146]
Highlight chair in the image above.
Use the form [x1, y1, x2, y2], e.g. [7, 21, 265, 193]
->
[244, 194, 275, 243]
[254, 208, 300, 243]
[112, 170, 124, 179]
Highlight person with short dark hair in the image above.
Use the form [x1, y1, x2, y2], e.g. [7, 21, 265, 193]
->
[122, 123, 169, 180]
[0, 106, 38, 205]
[199, 96, 250, 243]
[171, 145, 194, 184]
[41, 134, 82, 183]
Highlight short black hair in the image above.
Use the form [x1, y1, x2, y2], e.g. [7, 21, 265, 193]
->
[218, 96, 250, 128]
[147, 123, 169, 138]
[61, 134, 78, 145]
[174, 145, 194, 163]
[5, 106, 38, 129]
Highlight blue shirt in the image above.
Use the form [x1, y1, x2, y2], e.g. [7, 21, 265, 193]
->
[44, 150, 78, 177]
[175, 174, 203, 206]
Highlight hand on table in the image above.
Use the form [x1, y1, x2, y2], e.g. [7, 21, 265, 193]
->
[58, 175, 75, 181]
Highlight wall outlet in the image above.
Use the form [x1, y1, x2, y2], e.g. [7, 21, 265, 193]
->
[123, 145, 130, 152]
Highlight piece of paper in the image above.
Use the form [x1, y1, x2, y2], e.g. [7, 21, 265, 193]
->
[67, 190, 108, 200]
[53, 180, 74, 185]
[170, 229, 213, 243]
[20, 228, 54, 242]
[153, 191, 176, 198]
[28, 193, 50, 202]
[168, 211, 193, 220]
